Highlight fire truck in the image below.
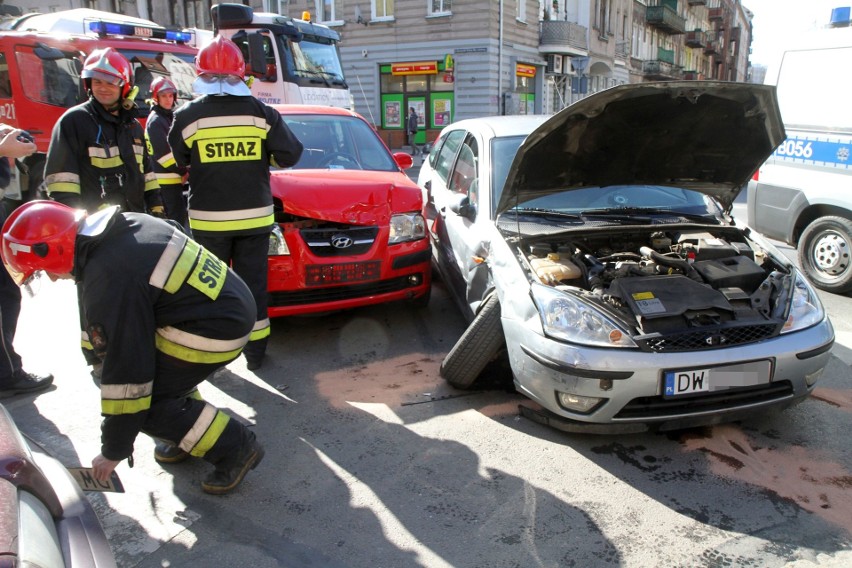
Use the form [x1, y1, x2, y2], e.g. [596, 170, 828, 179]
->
[0, 11, 198, 201]
[212, 3, 352, 109]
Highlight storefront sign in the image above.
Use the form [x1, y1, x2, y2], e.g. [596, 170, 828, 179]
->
[516, 64, 536, 78]
[392, 61, 438, 75]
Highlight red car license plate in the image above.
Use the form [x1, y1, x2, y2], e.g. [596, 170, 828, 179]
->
[305, 261, 381, 286]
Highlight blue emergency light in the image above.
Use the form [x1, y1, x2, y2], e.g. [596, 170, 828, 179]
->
[87, 20, 192, 43]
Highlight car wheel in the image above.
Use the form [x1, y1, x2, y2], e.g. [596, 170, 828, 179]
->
[440, 293, 504, 389]
[798, 215, 852, 294]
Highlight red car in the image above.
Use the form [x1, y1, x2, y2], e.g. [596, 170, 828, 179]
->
[267, 105, 431, 316]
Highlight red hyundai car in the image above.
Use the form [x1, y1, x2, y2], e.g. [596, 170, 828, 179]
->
[267, 105, 431, 316]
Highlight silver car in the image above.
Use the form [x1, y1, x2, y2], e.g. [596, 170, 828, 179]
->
[419, 81, 835, 433]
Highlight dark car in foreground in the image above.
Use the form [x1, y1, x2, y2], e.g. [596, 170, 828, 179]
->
[419, 82, 835, 433]
[0, 403, 115, 566]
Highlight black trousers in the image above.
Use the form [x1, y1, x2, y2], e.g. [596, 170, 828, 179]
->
[161, 184, 188, 231]
[0, 262, 22, 384]
[194, 232, 269, 360]
[136, 351, 249, 464]
[0, 200, 22, 385]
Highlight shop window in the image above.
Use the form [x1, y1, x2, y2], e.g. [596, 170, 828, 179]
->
[432, 71, 454, 92]
[381, 73, 404, 93]
[407, 76, 428, 92]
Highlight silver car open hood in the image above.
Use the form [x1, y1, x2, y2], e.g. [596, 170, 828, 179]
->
[496, 81, 786, 214]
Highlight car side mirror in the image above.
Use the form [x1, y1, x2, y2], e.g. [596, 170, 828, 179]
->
[449, 193, 476, 221]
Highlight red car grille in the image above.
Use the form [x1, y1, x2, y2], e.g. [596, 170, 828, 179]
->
[269, 274, 422, 307]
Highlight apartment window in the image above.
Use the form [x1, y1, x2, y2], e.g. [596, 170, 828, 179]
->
[373, 0, 394, 20]
[315, 0, 335, 22]
[277, 0, 289, 15]
[517, 0, 526, 22]
[429, 0, 452, 16]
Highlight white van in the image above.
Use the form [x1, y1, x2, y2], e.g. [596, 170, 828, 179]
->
[748, 25, 852, 294]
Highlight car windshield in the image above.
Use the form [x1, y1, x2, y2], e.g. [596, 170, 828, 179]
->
[506, 185, 722, 219]
[490, 135, 529, 211]
[281, 114, 398, 171]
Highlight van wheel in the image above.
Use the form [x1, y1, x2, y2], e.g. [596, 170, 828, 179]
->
[798, 216, 852, 294]
[440, 294, 504, 389]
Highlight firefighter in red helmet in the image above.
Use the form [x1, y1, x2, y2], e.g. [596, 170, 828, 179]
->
[45, 47, 164, 215]
[146, 77, 188, 229]
[44, 47, 165, 375]
[169, 36, 302, 370]
[1, 200, 264, 495]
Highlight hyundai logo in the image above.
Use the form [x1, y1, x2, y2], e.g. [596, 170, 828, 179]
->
[331, 234, 354, 249]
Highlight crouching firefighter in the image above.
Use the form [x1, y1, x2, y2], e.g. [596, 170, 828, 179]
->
[1, 201, 264, 495]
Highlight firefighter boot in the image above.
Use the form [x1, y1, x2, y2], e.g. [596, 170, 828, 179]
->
[201, 430, 264, 495]
[154, 441, 190, 464]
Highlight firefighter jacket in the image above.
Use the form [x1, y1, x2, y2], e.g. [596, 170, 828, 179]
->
[45, 98, 163, 214]
[74, 208, 256, 461]
[168, 94, 303, 237]
[145, 105, 186, 189]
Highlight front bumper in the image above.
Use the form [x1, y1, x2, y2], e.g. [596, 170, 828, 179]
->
[503, 316, 835, 427]
[267, 238, 431, 317]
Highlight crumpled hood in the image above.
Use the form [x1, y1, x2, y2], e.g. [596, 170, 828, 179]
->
[270, 169, 422, 224]
[497, 81, 786, 213]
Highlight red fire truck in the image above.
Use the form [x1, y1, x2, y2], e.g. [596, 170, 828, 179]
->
[0, 14, 197, 200]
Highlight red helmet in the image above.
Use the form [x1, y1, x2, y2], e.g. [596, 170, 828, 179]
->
[82, 47, 133, 98]
[150, 76, 177, 100]
[1, 201, 82, 286]
[196, 36, 245, 79]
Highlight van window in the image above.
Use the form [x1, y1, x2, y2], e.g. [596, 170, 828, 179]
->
[0, 53, 11, 98]
[776, 46, 852, 132]
[14, 49, 81, 107]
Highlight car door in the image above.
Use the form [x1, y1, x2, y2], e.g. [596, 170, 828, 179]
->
[432, 131, 488, 320]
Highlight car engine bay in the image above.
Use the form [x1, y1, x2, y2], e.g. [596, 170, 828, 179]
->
[520, 228, 793, 340]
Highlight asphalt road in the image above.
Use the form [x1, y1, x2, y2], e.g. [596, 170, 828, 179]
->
[4, 181, 851, 567]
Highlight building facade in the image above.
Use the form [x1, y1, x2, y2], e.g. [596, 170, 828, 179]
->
[2, 0, 754, 147]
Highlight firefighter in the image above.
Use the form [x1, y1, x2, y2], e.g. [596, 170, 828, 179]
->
[145, 77, 188, 230]
[44, 47, 164, 215]
[44, 47, 166, 375]
[168, 36, 303, 370]
[1, 200, 264, 495]
[0, 126, 53, 397]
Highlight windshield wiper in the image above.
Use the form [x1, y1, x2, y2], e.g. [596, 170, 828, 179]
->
[507, 208, 583, 221]
[298, 69, 345, 86]
[581, 207, 717, 223]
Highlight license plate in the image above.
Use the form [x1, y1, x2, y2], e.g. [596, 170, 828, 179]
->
[68, 467, 125, 493]
[663, 360, 772, 398]
[305, 261, 380, 286]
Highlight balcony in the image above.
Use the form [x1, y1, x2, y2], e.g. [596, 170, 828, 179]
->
[643, 59, 681, 79]
[709, 7, 724, 21]
[704, 40, 718, 54]
[684, 30, 706, 48]
[682, 70, 705, 80]
[687, 0, 706, 4]
[646, 5, 686, 34]
[539, 20, 589, 54]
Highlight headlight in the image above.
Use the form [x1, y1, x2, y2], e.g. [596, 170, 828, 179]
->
[781, 273, 825, 333]
[268, 225, 289, 256]
[531, 283, 637, 348]
[388, 213, 426, 244]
